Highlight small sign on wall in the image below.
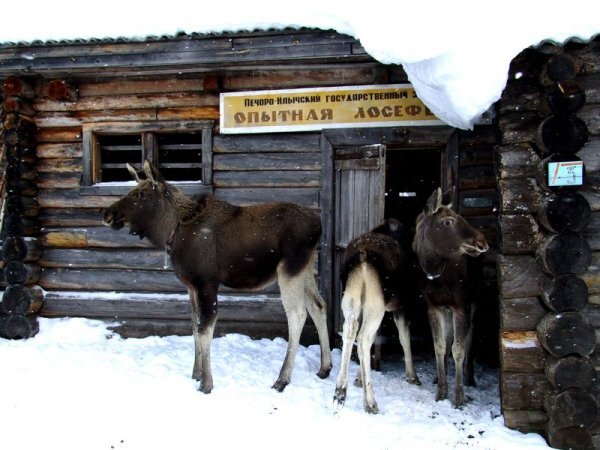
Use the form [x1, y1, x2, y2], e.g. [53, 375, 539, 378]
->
[548, 160, 584, 187]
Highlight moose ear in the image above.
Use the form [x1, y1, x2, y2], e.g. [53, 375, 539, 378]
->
[441, 186, 455, 209]
[143, 160, 164, 185]
[425, 187, 442, 214]
[126, 163, 142, 183]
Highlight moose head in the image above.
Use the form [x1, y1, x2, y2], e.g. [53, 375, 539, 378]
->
[413, 187, 489, 279]
[103, 160, 175, 243]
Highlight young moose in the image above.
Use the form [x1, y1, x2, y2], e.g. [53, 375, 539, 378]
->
[333, 218, 420, 414]
[413, 187, 488, 407]
[103, 160, 332, 394]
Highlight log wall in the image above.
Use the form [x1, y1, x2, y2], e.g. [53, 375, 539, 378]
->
[2, 60, 407, 339]
[497, 38, 600, 449]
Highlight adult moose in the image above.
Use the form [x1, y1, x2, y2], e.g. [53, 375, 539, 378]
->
[103, 160, 332, 394]
[333, 218, 420, 414]
[413, 187, 488, 407]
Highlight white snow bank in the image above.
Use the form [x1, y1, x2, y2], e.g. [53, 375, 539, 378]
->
[0, 1, 598, 129]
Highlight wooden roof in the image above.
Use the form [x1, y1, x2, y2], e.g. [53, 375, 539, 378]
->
[0, 29, 375, 79]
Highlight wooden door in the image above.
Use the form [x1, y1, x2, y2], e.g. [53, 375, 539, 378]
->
[333, 144, 386, 333]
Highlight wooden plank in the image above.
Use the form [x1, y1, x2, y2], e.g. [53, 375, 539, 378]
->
[36, 127, 82, 143]
[500, 372, 549, 410]
[213, 133, 320, 153]
[498, 255, 548, 299]
[500, 297, 546, 331]
[35, 109, 158, 127]
[500, 331, 545, 372]
[213, 152, 321, 171]
[581, 251, 600, 295]
[36, 142, 83, 159]
[38, 208, 106, 227]
[498, 214, 542, 255]
[459, 145, 494, 167]
[324, 126, 454, 148]
[41, 291, 286, 322]
[39, 248, 168, 271]
[156, 106, 219, 121]
[214, 187, 319, 208]
[77, 78, 208, 96]
[459, 165, 496, 189]
[40, 268, 184, 292]
[498, 178, 542, 214]
[213, 170, 320, 188]
[222, 66, 386, 90]
[37, 189, 119, 208]
[495, 144, 540, 179]
[41, 227, 154, 248]
[502, 410, 547, 434]
[37, 158, 82, 173]
[583, 212, 600, 251]
[37, 172, 82, 189]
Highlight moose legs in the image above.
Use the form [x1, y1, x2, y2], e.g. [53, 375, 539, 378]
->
[427, 304, 471, 407]
[273, 257, 332, 392]
[393, 312, 421, 385]
[334, 265, 385, 414]
[188, 283, 218, 394]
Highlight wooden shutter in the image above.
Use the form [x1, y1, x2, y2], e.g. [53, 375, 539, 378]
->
[333, 144, 386, 331]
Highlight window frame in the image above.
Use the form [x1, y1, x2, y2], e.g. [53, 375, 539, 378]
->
[81, 120, 213, 196]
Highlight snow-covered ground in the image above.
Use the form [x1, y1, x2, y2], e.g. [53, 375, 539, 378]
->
[0, 317, 550, 450]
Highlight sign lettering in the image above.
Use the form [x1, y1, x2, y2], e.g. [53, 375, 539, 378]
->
[220, 84, 444, 133]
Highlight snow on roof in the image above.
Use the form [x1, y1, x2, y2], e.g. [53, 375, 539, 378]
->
[1, 0, 599, 129]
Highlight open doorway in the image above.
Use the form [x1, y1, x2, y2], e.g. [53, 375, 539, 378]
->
[377, 147, 442, 357]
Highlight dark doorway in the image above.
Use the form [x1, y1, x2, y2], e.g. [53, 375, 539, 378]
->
[377, 147, 442, 359]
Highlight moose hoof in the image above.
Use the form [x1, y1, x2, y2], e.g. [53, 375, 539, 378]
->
[198, 382, 213, 394]
[364, 402, 379, 414]
[333, 387, 347, 408]
[407, 376, 422, 386]
[317, 366, 332, 379]
[272, 378, 289, 392]
[435, 386, 448, 402]
[453, 389, 466, 408]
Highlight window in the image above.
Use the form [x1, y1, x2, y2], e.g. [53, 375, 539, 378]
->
[82, 121, 213, 195]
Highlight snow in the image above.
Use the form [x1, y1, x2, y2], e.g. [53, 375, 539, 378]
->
[0, 1, 599, 129]
[0, 317, 551, 450]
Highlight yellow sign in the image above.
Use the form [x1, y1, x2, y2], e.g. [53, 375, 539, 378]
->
[220, 84, 444, 133]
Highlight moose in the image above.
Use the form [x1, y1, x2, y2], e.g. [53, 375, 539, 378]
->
[103, 160, 332, 394]
[413, 187, 489, 407]
[333, 218, 421, 414]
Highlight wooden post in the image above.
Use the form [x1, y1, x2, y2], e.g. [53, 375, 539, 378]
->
[1, 77, 43, 339]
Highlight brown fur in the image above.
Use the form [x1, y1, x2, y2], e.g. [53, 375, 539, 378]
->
[103, 161, 332, 393]
[412, 187, 488, 407]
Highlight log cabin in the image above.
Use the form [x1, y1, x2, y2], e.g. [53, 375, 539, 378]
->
[0, 28, 598, 448]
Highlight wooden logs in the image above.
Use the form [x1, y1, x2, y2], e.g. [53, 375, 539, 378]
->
[498, 214, 541, 254]
[1, 77, 42, 340]
[46, 79, 78, 102]
[536, 114, 589, 155]
[536, 231, 591, 276]
[1, 285, 44, 315]
[542, 80, 586, 115]
[540, 274, 588, 312]
[537, 312, 596, 358]
[3, 261, 41, 285]
[544, 388, 599, 429]
[544, 355, 594, 391]
[537, 192, 590, 233]
[546, 425, 594, 450]
[0, 314, 40, 339]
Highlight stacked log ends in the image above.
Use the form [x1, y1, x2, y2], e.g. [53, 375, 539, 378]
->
[534, 52, 596, 449]
[0, 77, 43, 339]
[497, 42, 599, 447]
